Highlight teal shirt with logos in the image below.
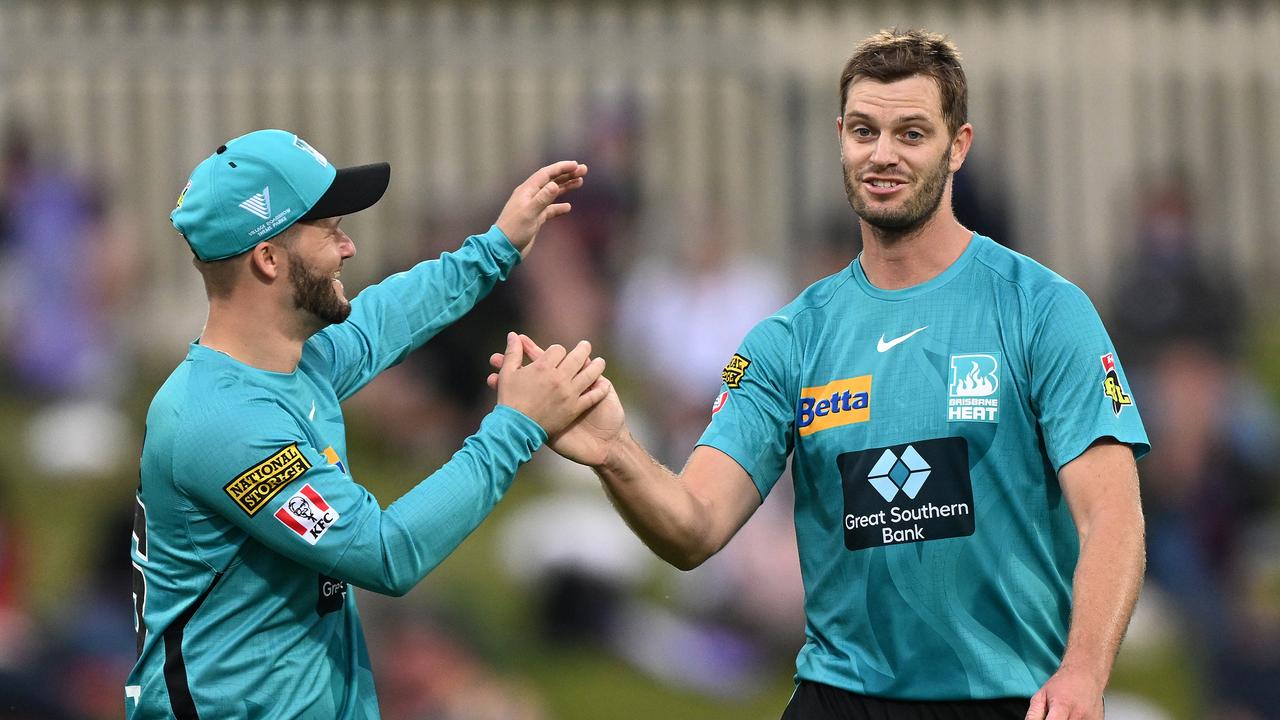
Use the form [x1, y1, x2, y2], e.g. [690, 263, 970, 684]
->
[699, 234, 1149, 701]
[126, 227, 546, 719]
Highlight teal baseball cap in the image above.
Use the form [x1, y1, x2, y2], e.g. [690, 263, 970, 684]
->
[171, 129, 390, 261]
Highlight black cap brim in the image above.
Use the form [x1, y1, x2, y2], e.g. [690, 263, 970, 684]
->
[300, 162, 391, 221]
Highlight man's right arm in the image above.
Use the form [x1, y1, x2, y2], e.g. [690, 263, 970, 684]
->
[593, 437, 761, 570]
[491, 318, 796, 570]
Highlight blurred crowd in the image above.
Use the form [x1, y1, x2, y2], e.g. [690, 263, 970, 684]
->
[0, 98, 1277, 720]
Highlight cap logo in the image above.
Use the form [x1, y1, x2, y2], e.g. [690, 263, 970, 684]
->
[293, 136, 329, 167]
[239, 186, 272, 220]
[175, 181, 192, 209]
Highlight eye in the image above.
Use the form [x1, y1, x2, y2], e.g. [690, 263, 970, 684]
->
[904, 130, 925, 142]
[852, 126, 873, 138]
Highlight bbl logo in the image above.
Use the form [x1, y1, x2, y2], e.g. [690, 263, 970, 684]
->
[948, 353, 1000, 423]
[1101, 353, 1133, 415]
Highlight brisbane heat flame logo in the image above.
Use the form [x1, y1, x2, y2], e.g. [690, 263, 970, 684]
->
[948, 354, 1000, 423]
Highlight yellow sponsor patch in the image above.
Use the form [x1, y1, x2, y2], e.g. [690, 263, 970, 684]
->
[796, 375, 871, 436]
[223, 443, 312, 517]
[722, 354, 751, 389]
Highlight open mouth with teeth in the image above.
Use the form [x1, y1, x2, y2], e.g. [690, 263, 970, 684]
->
[863, 178, 908, 196]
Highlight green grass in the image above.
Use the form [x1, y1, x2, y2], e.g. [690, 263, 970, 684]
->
[0, 390, 1214, 719]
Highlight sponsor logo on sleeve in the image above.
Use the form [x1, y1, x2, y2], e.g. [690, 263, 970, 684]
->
[710, 390, 729, 416]
[721, 354, 751, 389]
[275, 484, 340, 545]
[796, 375, 871, 436]
[948, 353, 1001, 423]
[322, 446, 348, 475]
[317, 574, 348, 615]
[839, 437, 974, 549]
[1101, 353, 1133, 415]
[224, 443, 313, 517]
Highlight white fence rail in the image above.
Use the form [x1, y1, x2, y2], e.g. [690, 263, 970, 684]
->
[1, 1, 1276, 345]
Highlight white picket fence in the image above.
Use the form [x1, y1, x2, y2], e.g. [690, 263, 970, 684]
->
[1, 1, 1276, 344]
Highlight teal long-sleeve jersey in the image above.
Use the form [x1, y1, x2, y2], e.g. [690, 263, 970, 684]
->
[125, 227, 545, 719]
[699, 234, 1149, 701]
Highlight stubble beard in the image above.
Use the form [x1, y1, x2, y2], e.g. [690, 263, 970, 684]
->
[288, 254, 351, 326]
[844, 146, 952, 238]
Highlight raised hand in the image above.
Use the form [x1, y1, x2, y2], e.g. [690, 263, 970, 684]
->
[489, 334, 625, 467]
[494, 161, 588, 257]
[494, 332, 609, 437]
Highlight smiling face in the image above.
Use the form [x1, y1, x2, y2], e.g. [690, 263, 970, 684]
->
[838, 74, 971, 235]
[280, 217, 356, 326]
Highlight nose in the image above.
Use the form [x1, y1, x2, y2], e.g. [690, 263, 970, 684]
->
[337, 228, 356, 259]
[868, 134, 898, 168]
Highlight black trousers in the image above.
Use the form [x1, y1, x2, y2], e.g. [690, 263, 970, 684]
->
[781, 681, 1030, 720]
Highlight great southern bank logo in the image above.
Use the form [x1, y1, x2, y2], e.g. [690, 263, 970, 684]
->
[796, 375, 871, 437]
[948, 353, 1000, 423]
[866, 445, 931, 502]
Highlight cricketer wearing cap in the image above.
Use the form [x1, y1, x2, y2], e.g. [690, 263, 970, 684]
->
[126, 130, 606, 719]
[491, 30, 1149, 720]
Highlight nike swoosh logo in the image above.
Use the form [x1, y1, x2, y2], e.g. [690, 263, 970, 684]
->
[877, 326, 928, 352]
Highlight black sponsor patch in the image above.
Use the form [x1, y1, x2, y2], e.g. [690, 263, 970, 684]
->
[721, 354, 751, 389]
[838, 437, 975, 550]
[317, 574, 347, 615]
[223, 443, 312, 517]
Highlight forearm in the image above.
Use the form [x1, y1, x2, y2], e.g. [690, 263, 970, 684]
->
[1060, 506, 1146, 684]
[333, 405, 545, 595]
[594, 430, 720, 570]
[324, 226, 520, 399]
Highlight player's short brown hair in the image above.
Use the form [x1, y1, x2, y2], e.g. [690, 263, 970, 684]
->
[193, 221, 304, 299]
[839, 28, 968, 137]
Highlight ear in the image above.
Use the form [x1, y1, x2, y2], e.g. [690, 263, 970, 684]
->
[836, 116, 846, 161]
[948, 123, 974, 173]
[248, 241, 284, 281]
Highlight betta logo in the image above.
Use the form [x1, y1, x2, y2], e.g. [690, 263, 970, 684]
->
[796, 375, 871, 436]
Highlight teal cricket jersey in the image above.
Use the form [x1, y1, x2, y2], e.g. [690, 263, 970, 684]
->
[125, 226, 546, 719]
[699, 233, 1149, 701]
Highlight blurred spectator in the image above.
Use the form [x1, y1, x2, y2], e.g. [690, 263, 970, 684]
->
[615, 209, 788, 465]
[365, 602, 549, 720]
[1111, 174, 1280, 716]
[1110, 175, 1244, 367]
[0, 482, 81, 720]
[0, 126, 135, 477]
[44, 507, 137, 720]
[519, 98, 641, 348]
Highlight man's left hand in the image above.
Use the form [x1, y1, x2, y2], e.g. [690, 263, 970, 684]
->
[1025, 667, 1105, 720]
[495, 160, 588, 257]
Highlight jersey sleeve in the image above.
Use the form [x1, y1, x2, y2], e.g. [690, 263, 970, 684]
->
[1027, 279, 1150, 471]
[309, 225, 522, 401]
[173, 399, 545, 596]
[695, 314, 796, 499]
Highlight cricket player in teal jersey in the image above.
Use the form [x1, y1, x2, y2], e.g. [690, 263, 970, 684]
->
[493, 29, 1148, 720]
[126, 129, 607, 718]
